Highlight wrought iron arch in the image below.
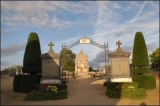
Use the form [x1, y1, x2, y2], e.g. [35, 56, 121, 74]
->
[61, 37, 109, 75]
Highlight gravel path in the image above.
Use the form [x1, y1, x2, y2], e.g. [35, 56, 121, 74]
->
[1, 73, 159, 105]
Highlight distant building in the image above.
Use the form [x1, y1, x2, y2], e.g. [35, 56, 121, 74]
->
[75, 49, 89, 73]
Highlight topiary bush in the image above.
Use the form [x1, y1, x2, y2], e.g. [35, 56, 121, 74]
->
[22, 66, 42, 74]
[22, 32, 42, 74]
[131, 31, 156, 90]
[132, 32, 149, 67]
[132, 75, 156, 90]
[132, 67, 151, 75]
[13, 74, 42, 93]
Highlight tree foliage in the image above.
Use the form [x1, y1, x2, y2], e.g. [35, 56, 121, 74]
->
[132, 32, 149, 67]
[149, 47, 160, 70]
[22, 32, 42, 74]
[89, 67, 93, 71]
[60, 48, 76, 72]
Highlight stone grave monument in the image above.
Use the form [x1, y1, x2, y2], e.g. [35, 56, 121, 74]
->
[40, 42, 62, 84]
[109, 40, 132, 82]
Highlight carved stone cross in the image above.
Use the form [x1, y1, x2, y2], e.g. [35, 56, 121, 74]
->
[48, 42, 54, 50]
[116, 40, 122, 50]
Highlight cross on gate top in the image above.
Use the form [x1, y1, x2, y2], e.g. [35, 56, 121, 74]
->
[116, 40, 122, 50]
[48, 42, 54, 50]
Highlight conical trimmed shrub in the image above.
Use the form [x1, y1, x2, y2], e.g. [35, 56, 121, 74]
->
[131, 32, 155, 90]
[22, 32, 42, 74]
[132, 32, 149, 67]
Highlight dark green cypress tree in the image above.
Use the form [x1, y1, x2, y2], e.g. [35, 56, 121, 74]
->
[22, 32, 42, 74]
[132, 32, 149, 67]
[132, 32, 155, 90]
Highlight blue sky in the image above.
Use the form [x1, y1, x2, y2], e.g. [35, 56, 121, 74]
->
[1, 1, 159, 70]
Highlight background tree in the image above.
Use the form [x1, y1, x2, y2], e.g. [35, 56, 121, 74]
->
[149, 47, 160, 71]
[89, 67, 93, 71]
[22, 32, 42, 74]
[60, 48, 76, 72]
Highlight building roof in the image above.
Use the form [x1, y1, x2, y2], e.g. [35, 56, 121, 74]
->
[76, 49, 87, 59]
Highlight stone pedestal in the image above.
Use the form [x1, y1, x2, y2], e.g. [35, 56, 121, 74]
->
[40, 42, 62, 84]
[110, 76, 132, 82]
[41, 78, 61, 84]
[109, 40, 132, 82]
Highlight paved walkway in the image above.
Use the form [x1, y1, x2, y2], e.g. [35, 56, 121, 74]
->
[1, 73, 159, 105]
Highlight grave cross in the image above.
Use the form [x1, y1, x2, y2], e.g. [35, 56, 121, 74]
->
[48, 42, 54, 50]
[116, 40, 122, 50]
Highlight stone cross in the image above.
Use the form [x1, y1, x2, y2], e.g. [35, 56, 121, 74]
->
[48, 42, 54, 50]
[116, 40, 122, 50]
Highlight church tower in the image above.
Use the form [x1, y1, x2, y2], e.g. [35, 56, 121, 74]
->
[75, 49, 89, 73]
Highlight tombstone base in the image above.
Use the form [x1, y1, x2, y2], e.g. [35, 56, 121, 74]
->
[40, 78, 61, 84]
[111, 76, 132, 82]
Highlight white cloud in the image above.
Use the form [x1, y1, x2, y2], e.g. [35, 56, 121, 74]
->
[126, 1, 147, 24]
[1, 42, 26, 57]
[1, 1, 159, 69]
[124, 5, 131, 11]
[130, 1, 141, 7]
[1, 1, 97, 29]
[85, 1, 159, 63]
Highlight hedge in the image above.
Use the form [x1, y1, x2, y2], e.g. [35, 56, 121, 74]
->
[132, 75, 156, 90]
[106, 82, 139, 90]
[24, 89, 68, 101]
[22, 66, 42, 74]
[132, 67, 151, 74]
[35, 84, 67, 91]
[13, 74, 42, 93]
[106, 82, 139, 98]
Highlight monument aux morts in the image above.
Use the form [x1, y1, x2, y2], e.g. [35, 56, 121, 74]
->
[40, 42, 62, 84]
[108, 40, 132, 82]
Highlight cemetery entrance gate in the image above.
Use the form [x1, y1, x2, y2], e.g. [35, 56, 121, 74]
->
[61, 37, 109, 76]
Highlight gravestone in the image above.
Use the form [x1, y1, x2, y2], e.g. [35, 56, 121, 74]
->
[109, 40, 132, 82]
[15, 66, 19, 75]
[40, 42, 61, 84]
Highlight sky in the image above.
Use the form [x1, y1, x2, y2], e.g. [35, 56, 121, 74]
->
[1, 1, 159, 70]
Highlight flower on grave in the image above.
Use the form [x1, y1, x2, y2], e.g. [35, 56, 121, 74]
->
[39, 85, 58, 93]
[39, 84, 48, 91]
[128, 86, 134, 89]
[47, 85, 58, 93]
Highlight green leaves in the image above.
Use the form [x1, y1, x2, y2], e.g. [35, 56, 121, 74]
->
[23, 32, 42, 74]
[106, 83, 147, 99]
[149, 47, 160, 69]
[132, 75, 156, 90]
[60, 48, 76, 71]
[132, 32, 149, 67]
[24, 90, 68, 101]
